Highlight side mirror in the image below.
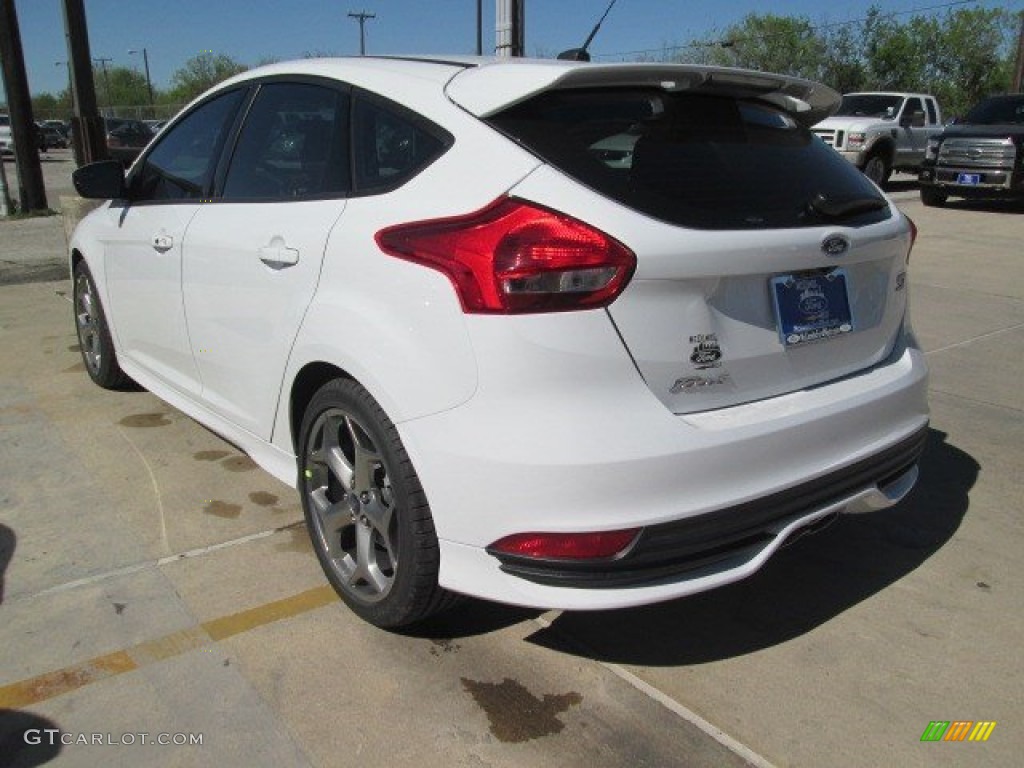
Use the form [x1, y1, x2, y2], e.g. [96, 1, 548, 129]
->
[72, 160, 126, 200]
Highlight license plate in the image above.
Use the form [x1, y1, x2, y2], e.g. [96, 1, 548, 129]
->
[771, 270, 854, 346]
[957, 173, 981, 185]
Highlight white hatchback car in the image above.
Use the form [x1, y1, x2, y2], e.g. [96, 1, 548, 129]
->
[70, 57, 929, 628]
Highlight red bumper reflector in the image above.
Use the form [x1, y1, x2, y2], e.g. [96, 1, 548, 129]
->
[489, 529, 641, 560]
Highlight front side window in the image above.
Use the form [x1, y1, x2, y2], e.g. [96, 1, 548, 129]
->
[902, 98, 923, 122]
[223, 82, 350, 200]
[131, 89, 245, 202]
[488, 89, 888, 230]
[352, 95, 449, 192]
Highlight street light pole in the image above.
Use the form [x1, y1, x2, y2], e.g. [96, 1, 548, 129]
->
[347, 11, 375, 56]
[129, 48, 154, 106]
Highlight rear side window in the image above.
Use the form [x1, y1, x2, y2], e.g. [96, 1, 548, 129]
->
[488, 90, 890, 230]
[352, 95, 449, 193]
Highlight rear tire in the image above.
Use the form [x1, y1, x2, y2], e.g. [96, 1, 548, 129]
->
[73, 261, 131, 389]
[920, 187, 947, 207]
[298, 378, 459, 628]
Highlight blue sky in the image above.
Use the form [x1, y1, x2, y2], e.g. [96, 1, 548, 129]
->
[2, 0, 1020, 99]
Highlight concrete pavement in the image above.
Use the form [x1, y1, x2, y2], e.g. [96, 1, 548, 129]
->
[0, 177, 1021, 767]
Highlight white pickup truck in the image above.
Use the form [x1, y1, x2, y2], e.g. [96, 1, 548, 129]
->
[0, 113, 14, 155]
[812, 92, 944, 185]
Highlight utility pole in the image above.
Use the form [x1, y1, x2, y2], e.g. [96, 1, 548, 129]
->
[93, 56, 112, 111]
[0, 0, 48, 211]
[56, 60, 75, 112]
[129, 48, 154, 107]
[62, 0, 108, 165]
[348, 11, 376, 56]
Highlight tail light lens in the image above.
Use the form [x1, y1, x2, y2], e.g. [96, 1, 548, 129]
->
[489, 529, 640, 561]
[905, 214, 917, 263]
[376, 197, 636, 314]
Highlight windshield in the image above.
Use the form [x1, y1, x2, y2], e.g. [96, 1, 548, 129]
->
[834, 95, 903, 119]
[488, 89, 888, 230]
[963, 96, 1024, 125]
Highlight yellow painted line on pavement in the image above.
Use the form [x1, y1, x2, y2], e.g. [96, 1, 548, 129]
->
[0, 585, 337, 709]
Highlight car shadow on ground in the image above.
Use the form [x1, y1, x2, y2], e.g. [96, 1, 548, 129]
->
[0, 523, 13, 605]
[0, 709, 63, 767]
[518, 427, 976, 665]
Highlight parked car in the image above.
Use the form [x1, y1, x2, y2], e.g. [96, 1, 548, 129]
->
[0, 113, 12, 155]
[69, 57, 929, 628]
[38, 123, 68, 150]
[103, 118, 153, 165]
[812, 92, 944, 185]
[918, 93, 1024, 206]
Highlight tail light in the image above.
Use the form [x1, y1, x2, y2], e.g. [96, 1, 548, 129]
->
[376, 197, 636, 314]
[905, 214, 917, 263]
[488, 529, 640, 561]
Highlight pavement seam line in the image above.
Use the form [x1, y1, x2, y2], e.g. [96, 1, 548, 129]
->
[0, 585, 338, 709]
[531, 616, 776, 768]
[19, 521, 304, 601]
[923, 322, 1024, 357]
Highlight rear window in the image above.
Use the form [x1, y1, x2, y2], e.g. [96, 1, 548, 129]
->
[488, 89, 889, 230]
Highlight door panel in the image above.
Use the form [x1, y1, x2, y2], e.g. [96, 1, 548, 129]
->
[103, 203, 202, 395]
[182, 201, 346, 437]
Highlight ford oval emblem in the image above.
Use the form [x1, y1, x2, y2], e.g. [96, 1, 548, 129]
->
[821, 235, 849, 257]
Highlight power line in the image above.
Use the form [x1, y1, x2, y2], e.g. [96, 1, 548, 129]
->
[591, 0, 980, 60]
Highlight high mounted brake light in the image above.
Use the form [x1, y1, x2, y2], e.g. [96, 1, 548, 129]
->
[376, 197, 636, 314]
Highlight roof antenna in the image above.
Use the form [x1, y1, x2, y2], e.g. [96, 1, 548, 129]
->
[557, 0, 619, 62]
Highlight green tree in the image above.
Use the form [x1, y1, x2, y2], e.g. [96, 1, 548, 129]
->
[702, 14, 825, 79]
[929, 8, 1015, 117]
[100, 66, 152, 108]
[168, 52, 247, 102]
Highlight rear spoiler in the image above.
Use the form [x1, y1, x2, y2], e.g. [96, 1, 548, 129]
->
[446, 61, 840, 127]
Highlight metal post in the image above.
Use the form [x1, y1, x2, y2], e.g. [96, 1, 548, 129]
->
[476, 0, 482, 56]
[1013, 12, 1024, 93]
[347, 12, 376, 56]
[56, 60, 74, 111]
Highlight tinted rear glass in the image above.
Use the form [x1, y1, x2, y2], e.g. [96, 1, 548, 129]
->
[488, 89, 889, 230]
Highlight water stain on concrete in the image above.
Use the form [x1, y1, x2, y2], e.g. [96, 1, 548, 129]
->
[460, 677, 582, 743]
[248, 491, 278, 507]
[67, 344, 81, 352]
[119, 413, 171, 428]
[63, 362, 86, 373]
[113, 602, 126, 615]
[221, 456, 257, 472]
[204, 500, 242, 519]
[193, 450, 229, 462]
[275, 528, 313, 553]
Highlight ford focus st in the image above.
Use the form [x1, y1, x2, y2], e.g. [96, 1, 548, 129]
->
[69, 57, 929, 628]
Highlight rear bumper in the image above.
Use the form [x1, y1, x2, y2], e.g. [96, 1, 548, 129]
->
[399, 316, 929, 610]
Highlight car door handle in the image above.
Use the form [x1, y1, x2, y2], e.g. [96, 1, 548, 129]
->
[259, 244, 300, 268]
[152, 234, 173, 252]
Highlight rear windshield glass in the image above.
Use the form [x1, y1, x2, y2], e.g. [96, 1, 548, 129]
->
[963, 96, 1024, 125]
[487, 89, 889, 230]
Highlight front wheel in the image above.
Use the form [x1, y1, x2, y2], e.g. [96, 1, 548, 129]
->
[920, 187, 947, 207]
[298, 378, 458, 628]
[73, 261, 131, 389]
[862, 153, 892, 187]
